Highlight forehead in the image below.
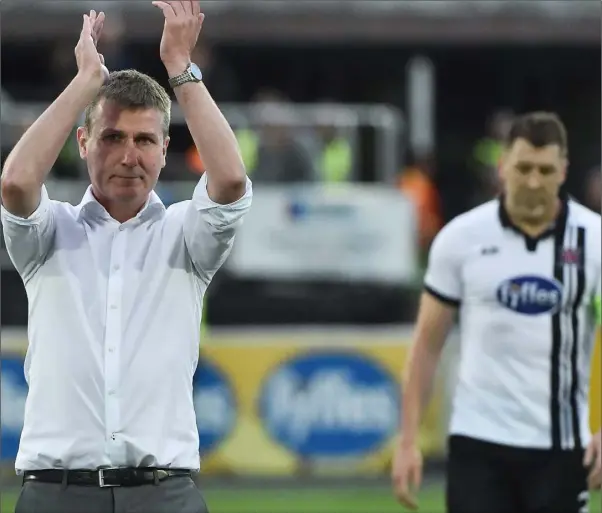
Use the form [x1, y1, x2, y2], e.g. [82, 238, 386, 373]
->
[90, 100, 164, 135]
[507, 138, 563, 164]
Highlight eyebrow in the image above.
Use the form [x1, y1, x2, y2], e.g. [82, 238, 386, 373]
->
[100, 129, 158, 140]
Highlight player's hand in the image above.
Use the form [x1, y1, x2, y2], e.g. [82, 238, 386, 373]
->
[392, 439, 423, 510]
[75, 10, 109, 86]
[152, 1, 205, 73]
[584, 429, 602, 490]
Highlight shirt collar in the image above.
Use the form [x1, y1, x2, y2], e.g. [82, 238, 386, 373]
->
[497, 189, 569, 243]
[76, 186, 166, 223]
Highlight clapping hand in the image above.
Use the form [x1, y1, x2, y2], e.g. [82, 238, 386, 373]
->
[75, 10, 109, 86]
[152, 1, 205, 74]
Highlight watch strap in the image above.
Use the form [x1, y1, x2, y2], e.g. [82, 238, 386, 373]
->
[168, 66, 201, 89]
[168, 70, 193, 89]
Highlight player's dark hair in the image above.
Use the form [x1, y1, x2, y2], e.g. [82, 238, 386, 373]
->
[505, 111, 568, 157]
[84, 69, 171, 136]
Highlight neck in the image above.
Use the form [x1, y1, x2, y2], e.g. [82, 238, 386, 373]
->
[505, 197, 561, 238]
[92, 189, 146, 223]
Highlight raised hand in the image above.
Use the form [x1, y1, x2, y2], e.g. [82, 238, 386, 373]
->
[152, 1, 205, 73]
[74, 10, 109, 85]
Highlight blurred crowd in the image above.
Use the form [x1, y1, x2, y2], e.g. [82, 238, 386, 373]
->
[1, 18, 600, 326]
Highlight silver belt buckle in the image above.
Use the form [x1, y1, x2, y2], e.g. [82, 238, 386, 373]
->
[98, 467, 121, 488]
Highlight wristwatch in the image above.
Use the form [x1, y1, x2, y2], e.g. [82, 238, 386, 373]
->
[168, 63, 203, 89]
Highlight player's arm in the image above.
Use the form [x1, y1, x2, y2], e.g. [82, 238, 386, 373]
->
[1, 12, 106, 282]
[1, 13, 106, 218]
[155, 1, 247, 206]
[154, 1, 251, 283]
[399, 221, 463, 444]
[393, 223, 462, 509]
[400, 292, 457, 445]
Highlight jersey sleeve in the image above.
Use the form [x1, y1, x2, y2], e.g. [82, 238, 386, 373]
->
[423, 222, 463, 307]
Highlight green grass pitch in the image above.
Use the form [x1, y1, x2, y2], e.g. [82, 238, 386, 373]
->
[1, 484, 600, 512]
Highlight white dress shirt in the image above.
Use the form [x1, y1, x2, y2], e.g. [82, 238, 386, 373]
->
[1, 174, 252, 472]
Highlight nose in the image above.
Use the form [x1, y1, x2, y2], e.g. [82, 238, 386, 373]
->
[121, 142, 139, 168]
[526, 172, 542, 189]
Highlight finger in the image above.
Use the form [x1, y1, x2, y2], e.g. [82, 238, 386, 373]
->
[179, 1, 193, 15]
[584, 443, 594, 467]
[152, 1, 176, 18]
[99, 53, 105, 65]
[411, 465, 422, 491]
[588, 467, 601, 490]
[81, 14, 92, 35]
[89, 9, 97, 26]
[593, 451, 602, 488]
[394, 476, 418, 510]
[93, 11, 105, 34]
[92, 20, 104, 46]
[191, 1, 201, 16]
[168, 1, 186, 16]
[198, 12, 205, 26]
[398, 492, 418, 511]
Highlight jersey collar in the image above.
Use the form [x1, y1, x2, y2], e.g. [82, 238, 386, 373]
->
[497, 190, 569, 251]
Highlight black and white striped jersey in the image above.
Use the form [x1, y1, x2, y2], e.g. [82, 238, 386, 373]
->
[424, 195, 601, 450]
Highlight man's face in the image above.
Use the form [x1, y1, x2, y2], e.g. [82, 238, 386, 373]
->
[77, 99, 169, 207]
[499, 138, 567, 223]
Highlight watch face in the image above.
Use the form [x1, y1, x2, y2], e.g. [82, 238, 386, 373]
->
[189, 63, 203, 81]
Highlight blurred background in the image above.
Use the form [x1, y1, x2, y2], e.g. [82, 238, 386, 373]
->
[1, 1, 601, 511]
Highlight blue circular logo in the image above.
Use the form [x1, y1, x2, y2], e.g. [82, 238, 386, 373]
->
[1, 357, 28, 460]
[193, 358, 236, 455]
[258, 351, 400, 458]
[496, 275, 563, 315]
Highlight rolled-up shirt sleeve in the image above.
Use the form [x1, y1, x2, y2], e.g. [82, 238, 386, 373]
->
[1, 185, 56, 283]
[183, 173, 253, 284]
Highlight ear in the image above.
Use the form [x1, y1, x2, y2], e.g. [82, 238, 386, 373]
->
[560, 158, 569, 185]
[162, 136, 170, 168]
[76, 127, 88, 160]
[497, 150, 508, 181]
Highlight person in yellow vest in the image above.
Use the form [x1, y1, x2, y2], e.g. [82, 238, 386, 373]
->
[187, 127, 259, 176]
[317, 124, 353, 183]
[470, 109, 514, 204]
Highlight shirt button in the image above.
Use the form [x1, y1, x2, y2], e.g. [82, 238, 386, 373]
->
[110, 304, 117, 310]
[119, 225, 126, 232]
[108, 390, 116, 396]
[107, 347, 115, 353]
[112, 264, 120, 271]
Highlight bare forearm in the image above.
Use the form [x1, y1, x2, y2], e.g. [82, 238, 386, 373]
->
[167, 70, 245, 203]
[400, 342, 442, 444]
[3, 74, 100, 189]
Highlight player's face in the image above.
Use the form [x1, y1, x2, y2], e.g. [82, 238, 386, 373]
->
[499, 138, 567, 223]
[77, 100, 169, 207]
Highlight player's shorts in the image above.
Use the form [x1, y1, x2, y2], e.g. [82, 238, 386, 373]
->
[446, 435, 589, 513]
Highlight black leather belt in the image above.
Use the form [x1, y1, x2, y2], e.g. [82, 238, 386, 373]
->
[23, 467, 192, 487]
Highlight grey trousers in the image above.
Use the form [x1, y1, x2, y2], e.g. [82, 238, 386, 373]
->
[15, 476, 209, 513]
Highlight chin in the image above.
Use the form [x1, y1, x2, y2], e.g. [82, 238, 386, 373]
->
[521, 207, 547, 223]
[110, 185, 145, 202]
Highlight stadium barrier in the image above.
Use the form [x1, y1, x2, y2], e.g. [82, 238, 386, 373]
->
[2, 327, 599, 475]
[1, 327, 447, 476]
